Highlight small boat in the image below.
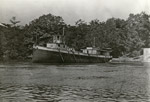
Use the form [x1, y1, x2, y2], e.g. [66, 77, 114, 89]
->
[109, 57, 143, 65]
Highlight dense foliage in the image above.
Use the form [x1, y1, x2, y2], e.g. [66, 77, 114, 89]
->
[0, 12, 150, 60]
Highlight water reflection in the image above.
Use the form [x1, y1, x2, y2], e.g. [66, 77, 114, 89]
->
[0, 63, 150, 102]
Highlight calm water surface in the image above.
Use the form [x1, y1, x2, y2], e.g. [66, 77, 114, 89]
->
[0, 63, 150, 102]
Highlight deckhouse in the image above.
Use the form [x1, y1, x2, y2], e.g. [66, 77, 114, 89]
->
[46, 35, 67, 50]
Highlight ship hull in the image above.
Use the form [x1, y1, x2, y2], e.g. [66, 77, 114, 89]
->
[32, 46, 112, 63]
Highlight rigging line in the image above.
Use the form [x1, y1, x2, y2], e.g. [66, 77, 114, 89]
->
[59, 49, 64, 62]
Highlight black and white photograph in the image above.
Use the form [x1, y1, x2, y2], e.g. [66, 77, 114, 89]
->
[0, 0, 150, 101]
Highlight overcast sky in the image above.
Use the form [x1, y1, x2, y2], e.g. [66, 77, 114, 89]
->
[0, 0, 150, 25]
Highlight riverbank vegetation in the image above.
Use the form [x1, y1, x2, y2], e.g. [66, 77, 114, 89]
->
[0, 12, 150, 61]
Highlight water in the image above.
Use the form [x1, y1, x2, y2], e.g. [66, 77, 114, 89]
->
[0, 63, 150, 102]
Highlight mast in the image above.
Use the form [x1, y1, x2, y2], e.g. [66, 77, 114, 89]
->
[35, 34, 38, 45]
[62, 27, 65, 44]
[93, 37, 96, 47]
[63, 27, 65, 36]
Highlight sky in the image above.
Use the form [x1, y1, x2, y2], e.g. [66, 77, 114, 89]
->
[0, 0, 150, 25]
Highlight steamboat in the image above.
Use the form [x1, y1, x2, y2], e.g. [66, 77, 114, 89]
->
[32, 34, 112, 63]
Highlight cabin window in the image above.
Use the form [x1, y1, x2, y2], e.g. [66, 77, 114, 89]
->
[58, 44, 60, 47]
[44, 44, 46, 47]
[87, 50, 89, 54]
[57, 36, 60, 40]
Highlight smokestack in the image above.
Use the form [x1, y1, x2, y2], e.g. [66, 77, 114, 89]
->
[63, 27, 65, 36]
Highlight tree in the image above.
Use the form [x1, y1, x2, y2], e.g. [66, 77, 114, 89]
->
[125, 13, 147, 56]
[0, 17, 27, 60]
[26, 13, 66, 46]
[105, 18, 128, 57]
[65, 19, 89, 51]
[10, 16, 20, 27]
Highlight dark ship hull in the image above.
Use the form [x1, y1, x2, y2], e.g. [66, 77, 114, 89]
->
[32, 46, 112, 63]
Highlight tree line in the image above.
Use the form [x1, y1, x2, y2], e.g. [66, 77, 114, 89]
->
[0, 12, 150, 61]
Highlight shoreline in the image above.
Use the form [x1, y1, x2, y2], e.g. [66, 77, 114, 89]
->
[0, 59, 32, 64]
